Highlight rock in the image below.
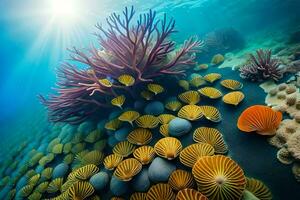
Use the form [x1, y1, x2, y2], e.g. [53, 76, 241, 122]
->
[52, 163, 69, 179]
[144, 101, 165, 115]
[109, 110, 123, 120]
[114, 127, 131, 142]
[78, 121, 95, 134]
[35, 165, 44, 174]
[89, 172, 109, 191]
[16, 176, 27, 191]
[110, 176, 129, 196]
[134, 100, 146, 111]
[132, 168, 150, 192]
[97, 120, 106, 131]
[148, 157, 176, 182]
[108, 135, 118, 147]
[168, 117, 192, 137]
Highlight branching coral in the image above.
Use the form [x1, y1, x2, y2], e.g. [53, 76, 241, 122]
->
[39, 6, 202, 124]
[239, 49, 283, 82]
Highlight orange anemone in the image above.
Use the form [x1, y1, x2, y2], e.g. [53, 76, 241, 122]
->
[237, 105, 282, 135]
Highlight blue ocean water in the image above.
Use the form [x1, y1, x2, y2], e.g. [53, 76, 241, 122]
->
[0, 0, 300, 199]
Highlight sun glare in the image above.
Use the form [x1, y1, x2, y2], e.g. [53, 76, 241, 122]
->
[49, 0, 79, 24]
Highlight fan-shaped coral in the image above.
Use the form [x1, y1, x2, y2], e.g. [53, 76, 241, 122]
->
[113, 141, 136, 157]
[204, 73, 222, 83]
[135, 115, 159, 129]
[179, 143, 215, 167]
[178, 105, 204, 121]
[84, 130, 101, 143]
[192, 155, 246, 200]
[103, 154, 124, 170]
[176, 188, 208, 200]
[28, 174, 40, 186]
[20, 184, 34, 197]
[158, 114, 176, 124]
[199, 106, 222, 122]
[220, 79, 243, 90]
[47, 178, 64, 193]
[36, 182, 49, 193]
[105, 118, 123, 131]
[118, 74, 135, 86]
[239, 49, 283, 82]
[133, 146, 156, 165]
[178, 80, 190, 90]
[147, 183, 176, 200]
[68, 181, 95, 199]
[165, 100, 182, 112]
[118, 111, 140, 126]
[168, 169, 195, 191]
[81, 150, 105, 166]
[111, 95, 126, 109]
[222, 91, 245, 106]
[178, 90, 201, 105]
[148, 83, 164, 95]
[154, 137, 182, 160]
[198, 87, 223, 99]
[113, 158, 142, 181]
[193, 127, 228, 154]
[245, 177, 272, 200]
[237, 105, 282, 135]
[127, 128, 153, 145]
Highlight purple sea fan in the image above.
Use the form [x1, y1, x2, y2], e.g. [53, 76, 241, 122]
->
[39, 6, 202, 124]
[239, 49, 283, 82]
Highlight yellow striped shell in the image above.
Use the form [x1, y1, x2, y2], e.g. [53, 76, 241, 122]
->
[72, 164, 99, 180]
[189, 76, 206, 87]
[192, 155, 246, 200]
[98, 78, 113, 87]
[141, 90, 154, 100]
[111, 95, 126, 109]
[118, 110, 140, 126]
[245, 177, 272, 200]
[130, 192, 147, 200]
[105, 118, 123, 131]
[178, 105, 204, 121]
[118, 74, 135, 86]
[80, 150, 105, 166]
[154, 137, 182, 160]
[158, 114, 176, 124]
[179, 143, 215, 168]
[204, 73, 222, 83]
[113, 141, 136, 157]
[222, 91, 245, 106]
[135, 115, 159, 129]
[168, 169, 195, 191]
[103, 154, 123, 170]
[47, 178, 63, 193]
[113, 158, 142, 181]
[147, 83, 164, 95]
[178, 80, 190, 90]
[220, 79, 243, 90]
[176, 188, 208, 200]
[193, 127, 228, 154]
[165, 100, 182, 112]
[178, 90, 201, 105]
[198, 87, 223, 99]
[133, 146, 156, 165]
[159, 124, 170, 137]
[199, 106, 222, 122]
[68, 181, 95, 199]
[147, 183, 176, 200]
[127, 128, 152, 145]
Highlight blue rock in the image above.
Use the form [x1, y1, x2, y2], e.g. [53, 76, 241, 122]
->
[114, 127, 131, 142]
[168, 117, 192, 137]
[108, 135, 119, 147]
[35, 165, 44, 174]
[16, 176, 28, 191]
[52, 163, 69, 179]
[144, 101, 164, 115]
[110, 176, 128, 196]
[132, 168, 150, 192]
[97, 120, 106, 131]
[89, 172, 109, 191]
[134, 100, 145, 110]
[0, 185, 12, 199]
[109, 110, 123, 120]
[78, 121, 95, 134]
[148, 157, 176, 182]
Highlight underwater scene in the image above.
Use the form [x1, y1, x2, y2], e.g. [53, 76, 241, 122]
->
[1, 0, 300, 199]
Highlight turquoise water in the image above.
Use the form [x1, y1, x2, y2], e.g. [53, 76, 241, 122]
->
[1, 0, 300, 199]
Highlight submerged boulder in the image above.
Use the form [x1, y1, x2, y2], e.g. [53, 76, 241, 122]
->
[168, 117, 192, 137]
[144, 101, 164, 115]
[52, 163, 69, 179]
[132, 168, 151, 192]
[89, 172, 109, 191]
[148, 157, 176, 182]
[110, 176, 128, 196]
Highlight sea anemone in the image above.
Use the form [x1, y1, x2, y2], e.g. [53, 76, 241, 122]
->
[192, 155, 246, 200]
[237, 105, 282, 135]
[239, 49, 283, 82]
[179, 143, 215, 167]
[193, 127, 228, 154]
[154, 137, 182, 160]
[39, 6, 201, 124]
[113, 158, 142, 181]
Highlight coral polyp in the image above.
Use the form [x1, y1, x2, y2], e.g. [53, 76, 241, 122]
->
[39, 6, 201, 124]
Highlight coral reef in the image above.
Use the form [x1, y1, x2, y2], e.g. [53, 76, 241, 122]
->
[39, 6, 202, 124]
[239, 49, 283, 82]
